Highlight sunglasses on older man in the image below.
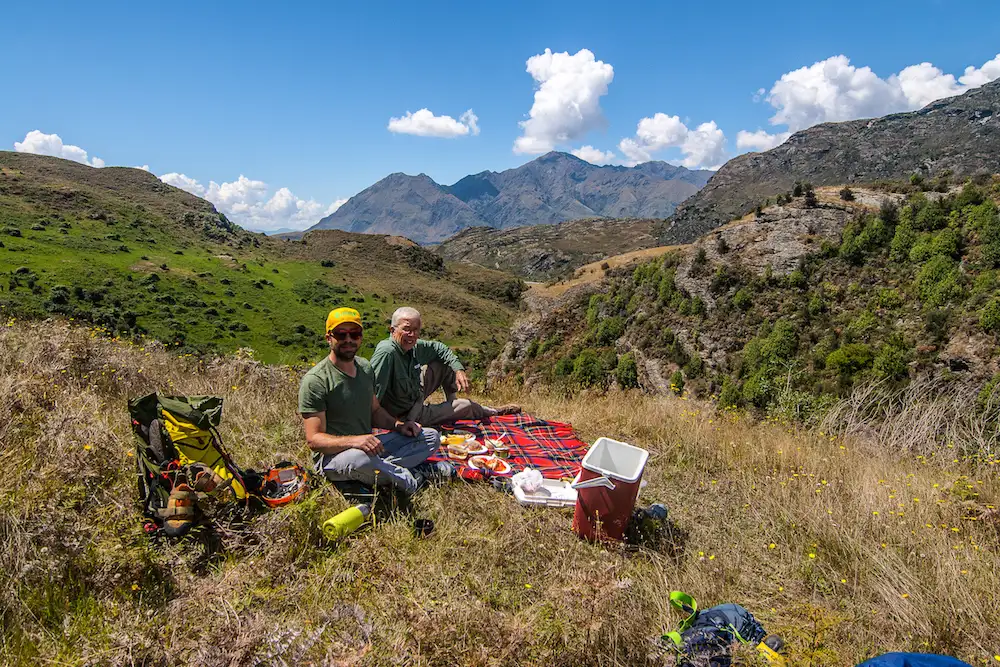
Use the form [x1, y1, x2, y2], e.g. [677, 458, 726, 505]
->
[330, 330, 362, 341]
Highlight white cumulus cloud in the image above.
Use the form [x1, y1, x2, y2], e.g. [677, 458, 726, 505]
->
[733, 53, 1000, 155]
[736, 129, 791, 152]
[159, 172, 344, 233]
[762, 53, 1000, 134]
[13, 130, 104, 167]
[514, 48, 614, 154]
[618, 113, 727, 169]
[570, 145, 618, 164]
[387, 108, 480, 138]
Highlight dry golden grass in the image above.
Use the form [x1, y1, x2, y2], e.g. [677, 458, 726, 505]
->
[1, 318, 998, 666]
[537, 245, 687, 299]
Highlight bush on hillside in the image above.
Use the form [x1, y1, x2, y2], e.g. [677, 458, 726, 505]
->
[595, 316, 625, 346]
[980, 298, 1000, 334]
[915, 255, 962, 307]
[826, 343, 874, 380]
[616, 352, 639, 388]
[571, 349, 603, 387]
[839, 187, 855, 201]
[670, 370, 684, 395]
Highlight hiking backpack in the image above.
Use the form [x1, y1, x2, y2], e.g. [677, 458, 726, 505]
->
[663, 591, 784, 666]
[128, 392, 307, 536]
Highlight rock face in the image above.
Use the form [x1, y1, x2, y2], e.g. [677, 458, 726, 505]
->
[435, 217, 659, 281]
[310, 152, 711, 244]
[661, 79, 1000, 244]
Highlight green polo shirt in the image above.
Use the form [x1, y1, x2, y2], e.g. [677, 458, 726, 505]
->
[298, 356, 374, 436]
[370, 338, 464, 417]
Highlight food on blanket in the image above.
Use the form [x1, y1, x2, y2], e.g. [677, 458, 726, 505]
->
[444, 431, 476, 446]
[468, 455, 512, 474]
[447, 442, 469, 460]
[485, 439, 510, 459]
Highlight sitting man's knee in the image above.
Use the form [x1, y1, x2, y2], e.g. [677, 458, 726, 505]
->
[338, 448, 373, 474]
[420, 427, 440, 452]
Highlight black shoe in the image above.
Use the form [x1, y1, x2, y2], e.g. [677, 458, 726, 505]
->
[412, 461, 456, 486]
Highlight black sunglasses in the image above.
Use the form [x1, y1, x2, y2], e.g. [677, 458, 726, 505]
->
[330, 330, 362, 341]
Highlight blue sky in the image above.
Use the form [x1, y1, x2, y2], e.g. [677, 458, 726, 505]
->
[2, 0, 999, 231]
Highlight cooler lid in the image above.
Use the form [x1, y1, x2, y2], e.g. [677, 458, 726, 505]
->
[581, 437, 649, 483]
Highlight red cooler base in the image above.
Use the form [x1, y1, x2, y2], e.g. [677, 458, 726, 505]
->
[572, 467, 641, 541]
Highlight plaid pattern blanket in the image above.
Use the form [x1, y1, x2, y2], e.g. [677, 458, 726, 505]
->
[426, 413, 590, 481]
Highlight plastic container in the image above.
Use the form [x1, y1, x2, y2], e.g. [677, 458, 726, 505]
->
[512, 478, 577, 507]
[571, 437, 649, 541]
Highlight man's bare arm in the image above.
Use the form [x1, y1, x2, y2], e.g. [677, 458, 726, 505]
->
[370, 396, 421, 436]
[302, 412, 382, 455]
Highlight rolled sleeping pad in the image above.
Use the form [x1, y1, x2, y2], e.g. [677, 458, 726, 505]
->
[857, 654, 973, 667]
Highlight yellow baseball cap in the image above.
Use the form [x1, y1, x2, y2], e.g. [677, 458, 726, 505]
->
[325, 307, 363, 333]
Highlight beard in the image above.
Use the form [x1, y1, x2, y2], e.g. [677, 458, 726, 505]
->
[333, 346, 357, 362]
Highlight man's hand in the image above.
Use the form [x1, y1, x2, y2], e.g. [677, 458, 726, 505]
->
[455, 370, 470, 393]
[350, 434, 383, 454]
[396, 420, 422, 437]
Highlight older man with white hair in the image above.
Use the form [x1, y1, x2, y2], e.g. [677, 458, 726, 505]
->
[370, 306, 520, 427]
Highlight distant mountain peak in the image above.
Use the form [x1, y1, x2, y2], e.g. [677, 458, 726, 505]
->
[308, 152, 713, 243]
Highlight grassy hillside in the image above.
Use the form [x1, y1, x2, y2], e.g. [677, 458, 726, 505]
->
[0, 152, 523, 368]
[2, 320, 997, 665]
[508, 179, 1000, 424]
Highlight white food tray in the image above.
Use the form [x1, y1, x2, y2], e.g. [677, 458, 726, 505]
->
[512, 478, 578, 508]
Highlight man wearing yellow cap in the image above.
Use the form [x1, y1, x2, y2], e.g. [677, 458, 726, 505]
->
[298, 307, 444, 495]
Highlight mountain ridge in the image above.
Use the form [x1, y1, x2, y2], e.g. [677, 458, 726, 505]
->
[309, 151, 711, 243]
[661, 78, 1000, 244]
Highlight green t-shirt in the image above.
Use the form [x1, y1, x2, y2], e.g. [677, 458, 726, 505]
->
[298, 356, 374, 436]
[370, 338, 465, 418]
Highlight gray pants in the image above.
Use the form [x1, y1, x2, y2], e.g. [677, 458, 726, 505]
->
[319, 428, 439, 494]
[404, 360, 496, 426]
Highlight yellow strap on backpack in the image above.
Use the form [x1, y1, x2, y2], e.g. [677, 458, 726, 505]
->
[161, 409, 247, 499]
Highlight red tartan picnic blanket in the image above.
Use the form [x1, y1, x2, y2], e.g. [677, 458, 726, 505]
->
[426, 413, 590, 481]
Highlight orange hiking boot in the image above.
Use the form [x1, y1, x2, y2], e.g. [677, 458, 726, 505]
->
[162, 483, 198, 537]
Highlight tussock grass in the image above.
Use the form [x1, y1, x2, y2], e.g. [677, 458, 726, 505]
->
[1, 319, 998, 666]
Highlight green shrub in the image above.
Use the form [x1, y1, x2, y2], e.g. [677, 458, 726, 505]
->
[787, 269, 807, 289]
[839, 187, 855, 201]
[825, 343, 874, 378]
[890, 219, 917, 261]
[658, 269, 677, 303]
[970, 200, 1000, 267]
[554, 355, 574, 377]
[595, 316, 625, 346]
[732, 288, 752, 311]
[915, 200, 947, 231]
[718, 377, 741, 408]
[690, 247, 708, 277]
[931, 227, 962, 258]
[875, 288, 903, 309]
[683, 354, 703, 378]
[915, 255, 961, 307]
[872, 345, 910, 382]
[586, 294, 605, 327]
[955, 182, 984, 208]
[616, 352, 639, 389]
[845, 311, 878, 342]
[572, 349, 603, 387]
[980, 298, 1000, 334]
[670, 370, 685, 395]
